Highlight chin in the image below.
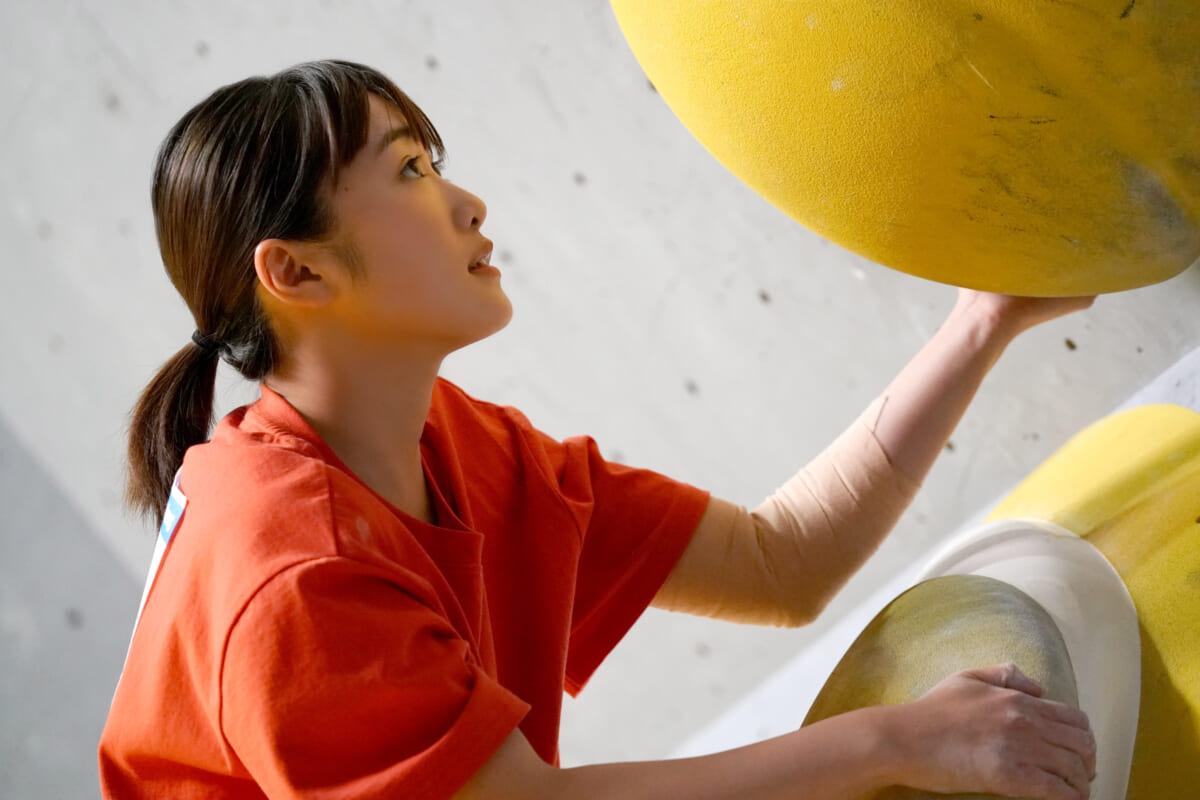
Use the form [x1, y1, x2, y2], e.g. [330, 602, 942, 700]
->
[449, 297, 514, 352]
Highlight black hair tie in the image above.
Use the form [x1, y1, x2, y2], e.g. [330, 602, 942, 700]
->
[191, 330, 227, 357]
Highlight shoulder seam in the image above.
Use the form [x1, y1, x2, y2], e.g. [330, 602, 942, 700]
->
[215, 553, 367, 754]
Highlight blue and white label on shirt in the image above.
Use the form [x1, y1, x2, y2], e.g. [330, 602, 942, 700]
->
[111, 471, 189, 706]
[158, 471, 188, 545]
[133, 470, 188, 632]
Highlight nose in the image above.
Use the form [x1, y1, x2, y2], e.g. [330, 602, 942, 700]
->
[452, 183, 488, 231]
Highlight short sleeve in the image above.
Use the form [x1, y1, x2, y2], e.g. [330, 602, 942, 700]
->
[537, 431, 711, 695]
[221, 557, 529, 799]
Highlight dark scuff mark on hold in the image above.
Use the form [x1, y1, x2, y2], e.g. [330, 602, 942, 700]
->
[66, 608, 84, 629]
[988, 114, 1057, 124]
[1120, 0, 1136, 19]
[684, 379, 700, 396]
[1065, 338, 1077, 350]
[945, 440, 956, 452]
[425, 55, 439, 71]
[973, 12, 983, 21]
[1123, 160, 1189, 238]
[573, 171, 587, 186]
[987, 169, 1017, 198]
[758, 289, 771, 304]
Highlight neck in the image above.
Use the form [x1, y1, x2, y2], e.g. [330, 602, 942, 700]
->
[266, 335, 444, 523]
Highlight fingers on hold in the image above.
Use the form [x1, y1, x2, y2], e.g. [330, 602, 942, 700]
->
[999, 662, 1044, 696]
[973, 661, 1020, 688]
[1043, 745, 1091, 799]
[1008, 765, 1084, 800]
[1041, 722, 1097, 778]
[1039, 700, 1091, 732]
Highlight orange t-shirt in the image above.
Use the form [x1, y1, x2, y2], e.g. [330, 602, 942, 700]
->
[99, 379, 710, 799]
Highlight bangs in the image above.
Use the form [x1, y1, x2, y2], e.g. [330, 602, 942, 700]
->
[279, 59, 446, 189]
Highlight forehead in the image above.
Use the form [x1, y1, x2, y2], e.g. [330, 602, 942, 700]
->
[366, 95, 421, 157]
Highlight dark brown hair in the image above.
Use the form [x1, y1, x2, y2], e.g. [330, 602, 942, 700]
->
[126, 59, 444, 521]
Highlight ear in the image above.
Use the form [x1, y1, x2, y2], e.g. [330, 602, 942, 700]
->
[253, 239, 338, 308]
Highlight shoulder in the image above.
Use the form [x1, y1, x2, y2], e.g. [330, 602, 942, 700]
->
[170, 414, 435, 611]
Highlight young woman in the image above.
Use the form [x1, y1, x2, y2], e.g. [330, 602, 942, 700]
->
[100, 60, 1097, 800]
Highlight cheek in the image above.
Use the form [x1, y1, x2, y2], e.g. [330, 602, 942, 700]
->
[350, 198, 447, 268]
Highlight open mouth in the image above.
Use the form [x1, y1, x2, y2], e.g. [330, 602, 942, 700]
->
[469, 242, 495, 273]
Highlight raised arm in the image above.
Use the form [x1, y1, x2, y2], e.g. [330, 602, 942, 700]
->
[653, 289, 1095, 626]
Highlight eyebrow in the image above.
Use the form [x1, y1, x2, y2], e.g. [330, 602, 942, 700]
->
[376, 124, 414, 155]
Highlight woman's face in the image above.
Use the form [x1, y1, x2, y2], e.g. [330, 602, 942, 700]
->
[320, 95, 512, 354]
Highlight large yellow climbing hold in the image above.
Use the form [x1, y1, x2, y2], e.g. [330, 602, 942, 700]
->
[609, 1, 1200, 296]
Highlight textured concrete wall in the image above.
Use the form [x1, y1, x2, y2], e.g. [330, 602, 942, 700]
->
[2, 0, 1199, 794]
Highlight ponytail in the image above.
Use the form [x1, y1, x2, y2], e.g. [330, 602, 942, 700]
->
[125, 342, 220, 521]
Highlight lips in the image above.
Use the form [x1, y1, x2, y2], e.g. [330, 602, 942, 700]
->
[468, 241, 494, 271]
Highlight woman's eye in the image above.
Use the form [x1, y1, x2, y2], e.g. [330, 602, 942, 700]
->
[400, 157, 423, 178]
[400, 156, 446, 178]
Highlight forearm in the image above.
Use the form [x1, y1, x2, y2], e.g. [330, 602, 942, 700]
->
[870, 291, 1014, 482]
[561, 706, 898, 800]
[489, 705, 902, 800]
[458, 667, 1097, 800]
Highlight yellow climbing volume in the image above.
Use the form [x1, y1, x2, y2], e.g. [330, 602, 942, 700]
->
[609, 1, 1200, 296]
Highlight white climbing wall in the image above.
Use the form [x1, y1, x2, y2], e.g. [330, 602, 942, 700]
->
[2, 0, 1199, 793]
